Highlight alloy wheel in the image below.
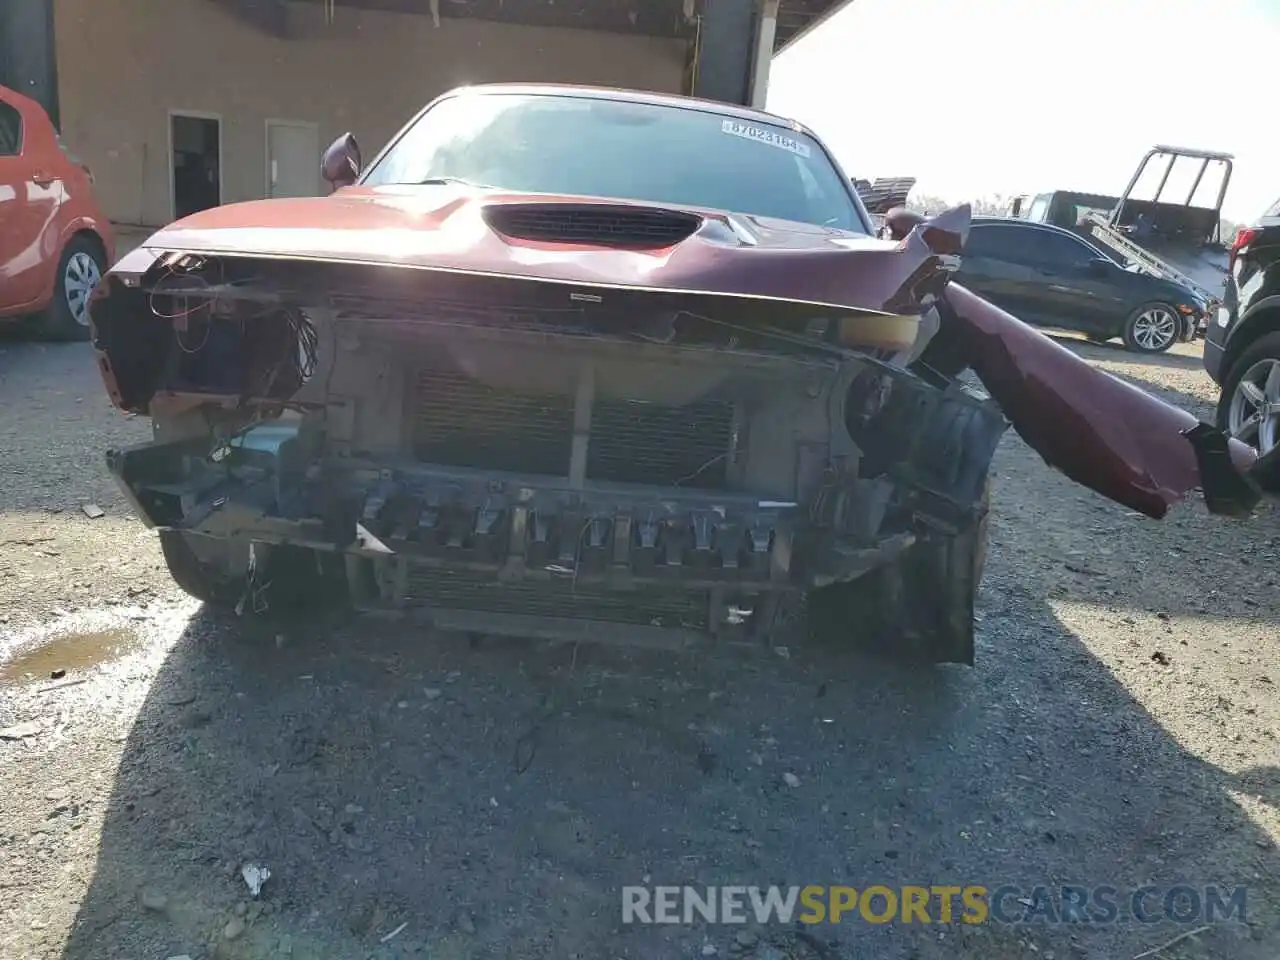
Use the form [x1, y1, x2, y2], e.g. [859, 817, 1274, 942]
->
[1228, 357, 1280, 455]
[64, 251, 102, 327]
[1130, 307, 1178, 351]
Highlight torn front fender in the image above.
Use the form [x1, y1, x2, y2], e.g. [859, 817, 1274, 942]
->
[941, 283, 1261, 519]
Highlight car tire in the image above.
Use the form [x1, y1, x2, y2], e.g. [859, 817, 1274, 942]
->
[159, 529, 242, 609]
[34, 235, 106, 343]
[1214, 330, 1280, 456]
[159, 530, 348, 619]
[807, 477, 990, 665]
[1121, 301, 1180, 354]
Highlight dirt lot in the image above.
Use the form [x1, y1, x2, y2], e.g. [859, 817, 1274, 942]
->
[0, 334, 1277, 960]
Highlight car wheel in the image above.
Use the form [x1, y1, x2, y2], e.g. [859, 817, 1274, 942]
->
[35, 236, 105, 342]
[158, 529, 243, 609]
[159, 530, 349, 619]
[1122, 302, 1180, 353]
[807, 477, 990, 665]
[1215, 330, 1280, 456]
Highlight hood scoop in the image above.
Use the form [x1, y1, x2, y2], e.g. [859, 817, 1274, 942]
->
[482, 203, 702, 248]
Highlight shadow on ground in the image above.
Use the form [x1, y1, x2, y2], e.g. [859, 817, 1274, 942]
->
[1047, 333, 1210, 374]
[38, 310, 1278, 959]
[0, 339, 149, 520]
[0, 321, 40, 347]
[60, 585, 1278, 960]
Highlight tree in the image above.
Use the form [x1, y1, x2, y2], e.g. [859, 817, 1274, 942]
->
[907, 193, 1013, 217]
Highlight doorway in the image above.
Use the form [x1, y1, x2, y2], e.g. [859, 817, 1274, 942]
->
[170, 112, 221, 220]
[266, 119, 320, 199]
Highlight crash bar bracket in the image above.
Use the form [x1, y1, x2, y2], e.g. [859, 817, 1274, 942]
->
[568, 362, 596, 489]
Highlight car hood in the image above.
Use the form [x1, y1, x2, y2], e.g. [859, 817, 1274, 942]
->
[140, 184, 909, 311]
[1126, 271, 1203, 304]
[1151, 279, 1205, 308]
[1115, 264, 1204, 307]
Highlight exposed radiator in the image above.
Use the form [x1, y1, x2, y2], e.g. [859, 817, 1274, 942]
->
[410, 369, 574, 477]
[409, 364, 735, 489]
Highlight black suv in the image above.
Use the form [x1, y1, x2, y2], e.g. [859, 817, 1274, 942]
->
[1203, 199, 1280, 455]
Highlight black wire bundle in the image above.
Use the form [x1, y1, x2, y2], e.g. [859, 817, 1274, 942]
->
[286, 308, 320, 383]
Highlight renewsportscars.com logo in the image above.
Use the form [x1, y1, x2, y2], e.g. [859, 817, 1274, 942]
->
[621, 885, 1250, 926]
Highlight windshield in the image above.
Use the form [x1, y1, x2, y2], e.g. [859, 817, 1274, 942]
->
[360, 92, 866, 233]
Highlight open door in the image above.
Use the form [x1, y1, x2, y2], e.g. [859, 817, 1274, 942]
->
[170, 112, 222, 220]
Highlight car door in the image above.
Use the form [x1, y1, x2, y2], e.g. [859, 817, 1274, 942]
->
[0, 94, 32, 312]
[0, 90, 59, 313]
[957, 223, 1045, 320]
[1020, 228, 1127, 334]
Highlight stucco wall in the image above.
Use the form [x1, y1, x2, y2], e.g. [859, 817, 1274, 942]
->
[53, 0, 686, 226]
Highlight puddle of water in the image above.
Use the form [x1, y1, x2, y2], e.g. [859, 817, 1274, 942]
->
[0, 627, 143, 685]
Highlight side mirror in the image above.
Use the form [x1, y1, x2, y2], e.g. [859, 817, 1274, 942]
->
[882, 206, 925, 241]
[321, 133, 361, 191]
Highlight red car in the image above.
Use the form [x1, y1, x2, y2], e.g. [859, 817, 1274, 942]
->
[90, 86, 1276, 667]
[0, 83, 114, 341]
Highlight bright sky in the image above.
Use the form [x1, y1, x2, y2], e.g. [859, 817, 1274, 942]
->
[766, 0, 1278, 223]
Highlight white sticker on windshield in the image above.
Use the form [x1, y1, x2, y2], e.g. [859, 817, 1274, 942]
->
[721, 119, 812, 158]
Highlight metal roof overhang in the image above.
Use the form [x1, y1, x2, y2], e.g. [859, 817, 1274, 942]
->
[773, 0, 853, 53]
[212, 0, 852, 54]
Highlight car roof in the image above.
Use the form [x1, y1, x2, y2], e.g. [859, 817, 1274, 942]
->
[433, 82, 815, 136]
[971, 216, 1124, 254]
[0, 82, 48, 120]
[971, 216, 1086, 239]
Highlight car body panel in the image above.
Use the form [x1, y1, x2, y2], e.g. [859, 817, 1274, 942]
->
[942, 283, 1257, 517]
[955, 244, 1040, 319]
[881, 207, 1268, 514]
[0, 83, 114, 319]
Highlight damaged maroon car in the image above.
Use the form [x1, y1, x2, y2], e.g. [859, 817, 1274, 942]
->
[88, 85, 1276, 665]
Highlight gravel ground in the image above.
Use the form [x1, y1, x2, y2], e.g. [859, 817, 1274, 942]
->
[0, 333, 1277, 960]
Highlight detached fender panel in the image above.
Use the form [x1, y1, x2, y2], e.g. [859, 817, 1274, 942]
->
[941, 283, 1260, 519]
